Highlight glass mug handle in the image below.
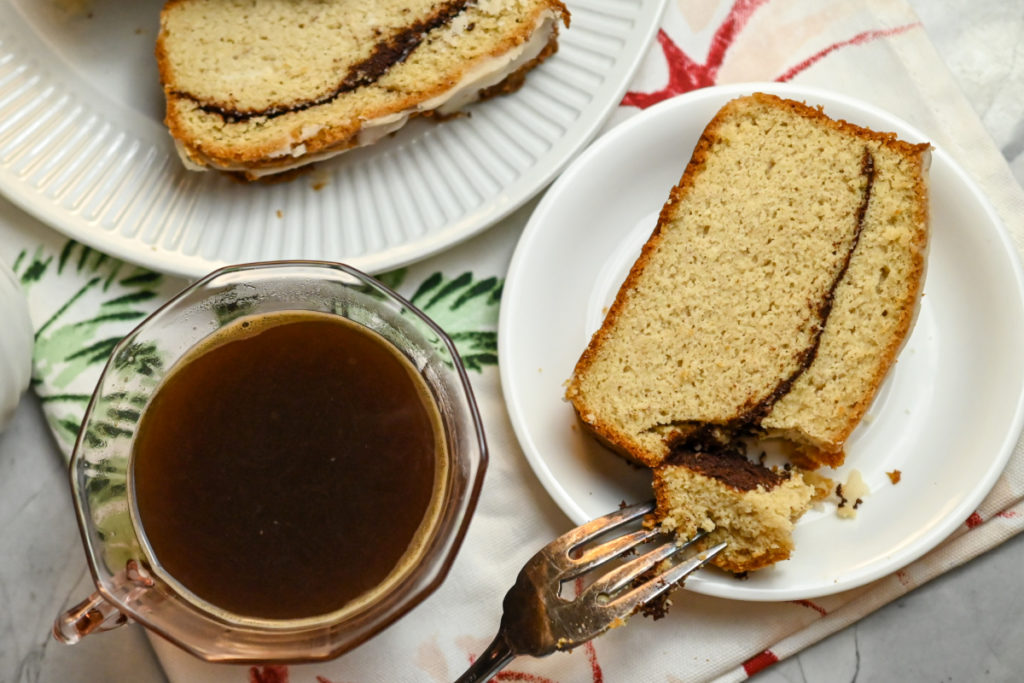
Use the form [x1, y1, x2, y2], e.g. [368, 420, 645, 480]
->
[53, 591, 130, 644]
[53, 560, 154, 644]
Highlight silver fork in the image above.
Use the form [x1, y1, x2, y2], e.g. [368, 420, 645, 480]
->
[454, 500, 726, 682]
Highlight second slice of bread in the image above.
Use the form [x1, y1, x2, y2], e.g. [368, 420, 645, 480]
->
[157, 0, 569, 179]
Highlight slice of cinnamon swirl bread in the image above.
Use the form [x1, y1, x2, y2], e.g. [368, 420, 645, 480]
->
[566, 93, 929, 471]
[157, 0, 569, 179]
[651, 446, 828, 573]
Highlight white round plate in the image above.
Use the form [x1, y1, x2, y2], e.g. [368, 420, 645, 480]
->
[0, 0, 665, 279]
[499, 82, 1024, 601]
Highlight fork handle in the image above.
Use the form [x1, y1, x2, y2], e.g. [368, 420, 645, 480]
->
[453, 632, 516, 683]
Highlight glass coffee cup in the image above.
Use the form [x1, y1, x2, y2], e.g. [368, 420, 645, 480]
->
[54, 261, 487, 662]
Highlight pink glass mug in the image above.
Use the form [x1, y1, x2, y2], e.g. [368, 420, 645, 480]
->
[54, 261, 487, 662]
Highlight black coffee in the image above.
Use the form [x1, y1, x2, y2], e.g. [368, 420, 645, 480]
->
[131, 311, 446, 620]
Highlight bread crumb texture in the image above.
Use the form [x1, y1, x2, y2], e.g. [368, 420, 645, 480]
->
[567, 93, 928, 471]
[836, 469, 870, 519]
[653, 463, 814, 573]
[570, 93, 928, 572]
[158, 0, 568, 176]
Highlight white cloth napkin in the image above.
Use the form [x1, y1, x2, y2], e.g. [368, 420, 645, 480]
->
[2, 0, 1023, 680]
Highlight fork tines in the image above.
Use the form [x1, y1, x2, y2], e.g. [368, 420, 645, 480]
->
[552, 500, 725, 624]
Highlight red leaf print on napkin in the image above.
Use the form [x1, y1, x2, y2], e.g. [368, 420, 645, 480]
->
[461, 657, 558, 683]
[491, 672, 558, 682]
[249, 666, 289, 683]
[462, 640, 603, 683]
[775, 24, 920, 82]
[742, 649, 779, 676]
[791, 599, 827, 616]
[622, 0, 918, 109]
[623, 0, 769, 108]
[463, 580, 605, 683]
[584, 641, 604, 683]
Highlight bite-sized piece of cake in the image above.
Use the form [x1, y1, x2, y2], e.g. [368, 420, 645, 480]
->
[157, 0, 569, 179]
[835, 469, 870, 519]
[566, 93, 929, 469]
[651, 442, 828, 573]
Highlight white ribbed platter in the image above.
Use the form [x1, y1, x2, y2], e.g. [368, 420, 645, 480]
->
[0, 0, 666, 278]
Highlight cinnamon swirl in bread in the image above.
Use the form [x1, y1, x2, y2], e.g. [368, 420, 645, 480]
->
[567, 93, 929, 472]
[157, 0, 569, 179]
[568, 93, 928, 572]
[651, 446, 831, 573]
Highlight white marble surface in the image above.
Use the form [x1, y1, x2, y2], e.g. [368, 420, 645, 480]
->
[1, 0, 1023, 681]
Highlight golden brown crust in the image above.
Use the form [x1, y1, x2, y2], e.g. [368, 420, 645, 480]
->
[567, 92, 930, 470]
[712, 544, 790, 574]
[566, 97, 722, 467]
[788, 445, 845, 470]
[765, 94, 930, 467]
[206, 30, 564, 181]
[566, 93, 741, 466]
[475, 35, 560, 101]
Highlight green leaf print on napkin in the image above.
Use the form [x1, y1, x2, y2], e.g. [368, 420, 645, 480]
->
[17, 242, 502, 455]
[13, 241, 167, 450]
[404, 270, 502, 372]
